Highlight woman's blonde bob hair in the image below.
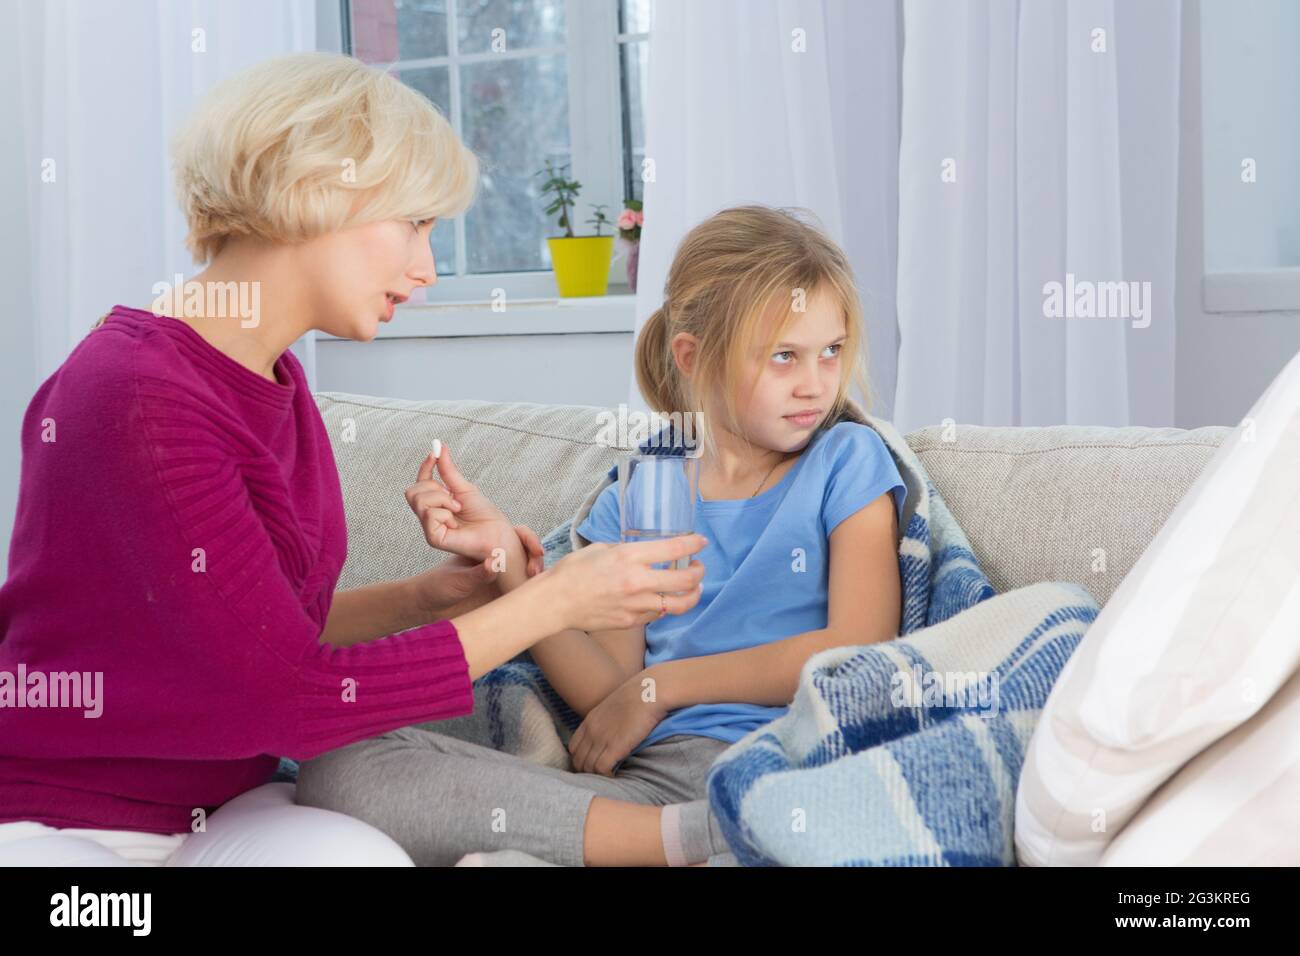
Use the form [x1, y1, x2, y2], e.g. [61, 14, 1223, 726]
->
[634, 205, 871, 457]
[171, 52, 479, 264]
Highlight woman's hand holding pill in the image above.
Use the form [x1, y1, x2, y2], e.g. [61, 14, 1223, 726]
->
[406, 441, 522, 569]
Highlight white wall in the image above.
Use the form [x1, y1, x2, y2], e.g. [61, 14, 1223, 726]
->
[316, 332, 633, 406]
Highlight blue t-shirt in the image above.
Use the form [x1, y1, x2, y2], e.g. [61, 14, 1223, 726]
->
[574, 421, 907, 759]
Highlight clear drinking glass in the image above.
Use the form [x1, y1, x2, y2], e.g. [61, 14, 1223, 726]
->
[617, 454, 701, 572]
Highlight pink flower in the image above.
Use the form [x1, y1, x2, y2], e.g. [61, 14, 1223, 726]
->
[617, 209, 637, 230]
[633, 210, 644, 226]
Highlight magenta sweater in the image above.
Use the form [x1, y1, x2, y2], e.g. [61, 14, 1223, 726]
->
[0, 305, 475, 833]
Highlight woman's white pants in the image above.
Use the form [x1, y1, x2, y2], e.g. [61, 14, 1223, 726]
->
[0, 782, 414, 866]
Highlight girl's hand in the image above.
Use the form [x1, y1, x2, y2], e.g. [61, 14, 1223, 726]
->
[568, 672, 667, 776]
[405, 442, 517, 562]
[412, 525, 546, 612]
[541, 534, 708, 633]
[512, 523, 546, 582]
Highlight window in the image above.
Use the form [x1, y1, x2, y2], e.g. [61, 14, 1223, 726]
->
[343, 0, 650, 302]
[1200, 0, 1300, 312]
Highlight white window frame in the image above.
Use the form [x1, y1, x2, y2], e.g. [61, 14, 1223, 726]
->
[1202, 269, 1300, 314]
[616, 7, 650, 203]
[334, 0, 634, 305]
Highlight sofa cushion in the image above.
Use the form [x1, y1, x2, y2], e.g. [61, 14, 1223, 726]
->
[903, 423, 1229, 607]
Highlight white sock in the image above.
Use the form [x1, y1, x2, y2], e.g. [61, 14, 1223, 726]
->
[660, 800, 728, 866]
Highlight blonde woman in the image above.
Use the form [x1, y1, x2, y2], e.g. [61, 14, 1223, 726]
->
[296, 205, 906, 867]
[0, 52, 705, 867]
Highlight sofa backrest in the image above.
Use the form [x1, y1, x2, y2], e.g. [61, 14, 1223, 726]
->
[905, 423, 1229, 606]
[315, 392, 1229, 608]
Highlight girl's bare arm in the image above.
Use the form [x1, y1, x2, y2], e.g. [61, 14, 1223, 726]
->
[528, 627, 643, 718]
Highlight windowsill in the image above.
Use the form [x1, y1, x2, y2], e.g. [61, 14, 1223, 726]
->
[1202, 267, 1300, 313]
[315, 289, 639, 340]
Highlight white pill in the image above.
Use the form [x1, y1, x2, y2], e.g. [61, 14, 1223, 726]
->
[431, 438, 442, 460]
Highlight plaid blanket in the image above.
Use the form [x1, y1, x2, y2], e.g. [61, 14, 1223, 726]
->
[705, 578, 1097, 865]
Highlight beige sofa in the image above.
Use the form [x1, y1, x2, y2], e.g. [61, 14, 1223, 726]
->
[310, 391, 1234, 864]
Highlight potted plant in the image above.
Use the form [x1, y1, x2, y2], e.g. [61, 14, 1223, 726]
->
[535, 159, 615, 297]
[617, 199, 644, 292]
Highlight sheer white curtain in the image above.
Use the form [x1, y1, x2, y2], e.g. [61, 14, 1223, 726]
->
[634, 0, 903, 419]
[893, 0, 1181, 429]
[15, 0, 319, 384]
[637, 0, 1181, 431]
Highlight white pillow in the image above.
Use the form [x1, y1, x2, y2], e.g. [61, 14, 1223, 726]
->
[1015, 347, 1300, 866]
[1099, 663, 1300, 866]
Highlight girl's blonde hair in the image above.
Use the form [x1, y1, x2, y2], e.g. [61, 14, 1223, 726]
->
[171, 52, 479, 264]
[634, 205, 871, 456]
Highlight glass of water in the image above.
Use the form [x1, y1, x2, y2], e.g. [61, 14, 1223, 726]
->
[617, 453, 701, 572]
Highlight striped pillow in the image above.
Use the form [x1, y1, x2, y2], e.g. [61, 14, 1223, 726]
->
[1014, 347, 1300, 866]
[1099, 662, 1300, 865]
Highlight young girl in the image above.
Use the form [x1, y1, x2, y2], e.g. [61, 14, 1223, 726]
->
[296, 205, 907, 866]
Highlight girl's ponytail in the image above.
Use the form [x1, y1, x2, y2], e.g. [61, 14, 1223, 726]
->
[633, 305, 681, 415]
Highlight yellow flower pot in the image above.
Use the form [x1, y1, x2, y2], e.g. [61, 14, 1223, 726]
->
[547, 236, 615, 297]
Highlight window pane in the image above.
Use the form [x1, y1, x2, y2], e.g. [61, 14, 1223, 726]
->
[457, 0, 565, 54]
[620, 39, 648, 203]
[621, 0, 651, 34]
[391, 66, 457, 273]
[461, 54, 570, 272]
[430, 217, 456, 280]
[1201, 0, 1300, 271]
[350, 0, 448, 63]
[392, 64, 450, 113]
